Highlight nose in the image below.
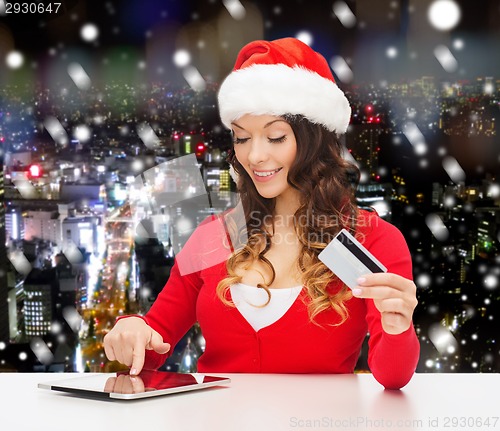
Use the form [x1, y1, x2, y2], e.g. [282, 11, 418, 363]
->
[246, 139, 269, 166]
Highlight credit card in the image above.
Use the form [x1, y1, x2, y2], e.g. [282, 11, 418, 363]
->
[318, 228, 387, 290]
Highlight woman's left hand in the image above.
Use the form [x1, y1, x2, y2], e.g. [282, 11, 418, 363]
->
[352, 273, 418, 335]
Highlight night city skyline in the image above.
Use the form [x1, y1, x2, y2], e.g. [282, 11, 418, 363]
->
[1, 0, 500, 374]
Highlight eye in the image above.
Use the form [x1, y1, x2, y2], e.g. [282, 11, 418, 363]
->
[233, 137, 250, 144]
[268, 135, 286, 143]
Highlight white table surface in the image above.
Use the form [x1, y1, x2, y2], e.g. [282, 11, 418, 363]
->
[1, 372, 499, 431]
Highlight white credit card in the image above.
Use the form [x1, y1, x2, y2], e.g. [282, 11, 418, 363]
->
[318, 228, 387, 290]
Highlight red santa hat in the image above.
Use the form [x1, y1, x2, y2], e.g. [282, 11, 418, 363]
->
[218, 38, 351, 134]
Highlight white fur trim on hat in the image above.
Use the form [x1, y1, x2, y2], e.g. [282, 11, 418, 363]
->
[218, 63, 351, 134]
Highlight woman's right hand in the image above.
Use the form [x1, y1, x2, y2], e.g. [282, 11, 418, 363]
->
[103, 317, 171, 376]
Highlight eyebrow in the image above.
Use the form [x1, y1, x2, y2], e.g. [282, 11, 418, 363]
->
[231, 119, 288, 131]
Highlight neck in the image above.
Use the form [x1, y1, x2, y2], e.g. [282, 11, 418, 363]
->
[273, 188, 301, 228]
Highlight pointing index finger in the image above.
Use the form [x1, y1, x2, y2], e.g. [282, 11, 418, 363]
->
[130, 340, 146, 376]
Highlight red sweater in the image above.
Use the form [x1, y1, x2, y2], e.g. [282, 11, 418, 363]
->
[142, 210, 420, 390]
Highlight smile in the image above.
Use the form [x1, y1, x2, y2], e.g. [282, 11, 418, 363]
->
[252, 167, 283, 182]
[253, 168, 282, 177]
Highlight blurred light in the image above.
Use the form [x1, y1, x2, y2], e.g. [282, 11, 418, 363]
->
[12, 178, 37, 199]
[428, 323, 458, 355]
[137, 123, 160, 149]
[330, 56, 353, 83]
[223, 0, 246, 20]
[29, 164, 41, 178]
[173, 49, 191, 68]
[73, 125, 91, 142]
[386, 46, 398, 58]
[434, 45, 458, 72]
[442, 156, 465, 183]
[453, 38, 464, 50]
[333, 1, 356, 28]
[484, 274, 498, 290]
[426, 213, 449, 241]
[428, 0, 461, 31]
[403, 122, 427, 155]
[44, 116, 68, 145]
[295, 31, 313, 46]
[30, 338, 54, 366]
[131, 159, 144, 173]
[416, 273, 431, 289]
[484, 82, 495, 95]
[6, 50, 24, 69]
[81, 23, 99, 42]
[67, 62, 92, 90]
[183, 66, 206, 91]
[488, 183, 500, 198]
[63, 306, 83, 333]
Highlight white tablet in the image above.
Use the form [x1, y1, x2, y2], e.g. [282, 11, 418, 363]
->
[38, 370, 231, 400]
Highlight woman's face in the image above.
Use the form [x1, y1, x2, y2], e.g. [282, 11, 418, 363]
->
[232, 114, 297, 200]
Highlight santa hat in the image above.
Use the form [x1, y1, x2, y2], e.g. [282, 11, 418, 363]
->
[218, 38, 351, 134]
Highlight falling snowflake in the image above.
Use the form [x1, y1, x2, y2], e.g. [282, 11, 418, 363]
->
[484, 274, 498, 290]
[333, 1, 356, 28]
[8, 251, 32, 275]
[428, 0, 461, 31]
[73, 125, 92, 142]
[50, 322, 62, 334]
[403, 122, 427, 155]
[131, 159, 145, 173]
[442, 156, 465, 183]
[429, 323, 459, 355]
[44, 116, 68, 146]
[222, 0, 246, 20]
[67, 62, 92, 91]
[416, 273, 431, 289]
[453, 39, 464, 50]
[30, 338, 54, 365]
[80, 23, 99, 42]
[137, 123, 160, 149]
[434, 45, 458, 73]
[182, 66, 206, 91]
[63, 243, 85, 264]
[386, 46, 398, 59]
[295, 31, 313, 46]
[330, 56, 353, 83]
[426, 213, 449, 241]
[6, 51, 24, 69]
[173, 49, 191, 68]
[62, 307, 83, 333]
[12, 178, 37, 199]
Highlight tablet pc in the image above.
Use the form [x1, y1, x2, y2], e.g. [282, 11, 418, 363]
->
[38, 370, 231, 400]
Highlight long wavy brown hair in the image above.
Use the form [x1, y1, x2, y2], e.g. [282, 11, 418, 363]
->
[216, 115, 360, 325]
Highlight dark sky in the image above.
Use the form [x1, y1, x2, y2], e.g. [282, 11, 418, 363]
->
[1, 0, 500, 84]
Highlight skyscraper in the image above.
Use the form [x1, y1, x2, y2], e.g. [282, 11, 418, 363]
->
[0, 147, 9, 342]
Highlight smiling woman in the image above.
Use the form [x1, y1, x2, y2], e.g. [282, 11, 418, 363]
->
[104, 37, 420, 390]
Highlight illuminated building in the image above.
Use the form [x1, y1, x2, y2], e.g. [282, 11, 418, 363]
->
[62, 216, 100, 255]
[356, 183, 393, 220]
[347, 123, 383, 179]
[23, 269, 58, 339]
[5, 206, 24, 243]
[0, 151, 9, 341]
[24, 210, 61, 244]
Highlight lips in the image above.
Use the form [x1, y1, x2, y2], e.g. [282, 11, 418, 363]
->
[253, 168, 282, 177]
[251, 167, 283, 182]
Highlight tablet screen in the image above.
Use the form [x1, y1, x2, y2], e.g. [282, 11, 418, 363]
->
[38, 370, 231, 400]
